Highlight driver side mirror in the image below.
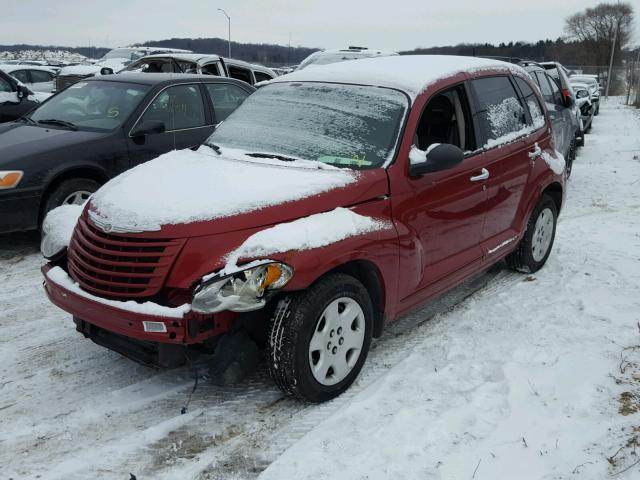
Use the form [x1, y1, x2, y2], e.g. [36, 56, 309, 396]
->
[16, 84, 32, 100]
[131, 120, 166, 137]
[409, 143, 464, 177]
[100, 67, 114, 76]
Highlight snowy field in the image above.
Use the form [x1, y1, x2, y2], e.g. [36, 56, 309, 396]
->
[1, 98, 640, 479]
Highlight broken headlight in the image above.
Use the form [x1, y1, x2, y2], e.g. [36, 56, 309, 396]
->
[192, 261, 294, 314]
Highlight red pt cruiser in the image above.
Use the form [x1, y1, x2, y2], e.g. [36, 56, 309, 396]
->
[42, 56, 566, 402]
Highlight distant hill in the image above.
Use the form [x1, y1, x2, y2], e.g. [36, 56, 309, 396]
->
[138, 37, 319, 66]
[0, 44, 108, 60]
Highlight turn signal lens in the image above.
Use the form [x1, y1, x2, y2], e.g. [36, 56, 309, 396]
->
[0, 171, 23, 189]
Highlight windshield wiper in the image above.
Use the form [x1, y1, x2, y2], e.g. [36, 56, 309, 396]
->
[246, 152, 299, 162]
[204, 142, 222, 155]
[36, 119, 78, 131]
[16, 116, 38, 126]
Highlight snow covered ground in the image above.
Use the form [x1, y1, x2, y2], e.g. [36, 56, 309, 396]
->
[1, 98, 639, 479]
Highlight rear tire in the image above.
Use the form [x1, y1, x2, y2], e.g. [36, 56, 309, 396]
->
[267, 273, 373, 403]
[565, 138, 576, 179]
[576, 131, 584, 147]
[506, 194, 558, 273]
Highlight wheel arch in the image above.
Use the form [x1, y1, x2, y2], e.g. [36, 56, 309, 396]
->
[542, 181, 563, 214]
[38, 166, 110, 222]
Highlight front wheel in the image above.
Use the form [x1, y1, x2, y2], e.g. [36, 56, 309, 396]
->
[506, 194, 558, 273]
[267, 273, 373, 403]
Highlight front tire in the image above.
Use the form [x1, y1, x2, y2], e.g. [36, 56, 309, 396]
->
[42, 178, 100, 216]
[267, 273, 373, 403]
[506, 194, 558, 273]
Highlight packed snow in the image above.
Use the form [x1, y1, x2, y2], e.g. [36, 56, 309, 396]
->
[0, 98, 639, 480]
[90, 147, 357, 231]
[42, 204, 83, 249]
[224, 207, 390, 271]
[0, 91, 19, 103]
[276, 55, 528, 101]
[46, 266, 191, 318]
[541, 149, 566, 175]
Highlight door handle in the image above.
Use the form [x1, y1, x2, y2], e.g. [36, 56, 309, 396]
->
[529, 144, 542, 159]
[470, 168, 489, 182]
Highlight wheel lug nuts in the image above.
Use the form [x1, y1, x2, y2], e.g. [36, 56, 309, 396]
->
[339, 337, 344, 345]
[330, 329, 335, 338]
[332, 346, 338, 354]
[337, 327, 343, 334]
[327, 342, 331, 350]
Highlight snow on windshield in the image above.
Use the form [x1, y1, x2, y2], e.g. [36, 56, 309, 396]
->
[210, 82, 407, 169]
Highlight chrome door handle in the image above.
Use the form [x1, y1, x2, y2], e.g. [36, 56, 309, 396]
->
[470, 168, 489, 182]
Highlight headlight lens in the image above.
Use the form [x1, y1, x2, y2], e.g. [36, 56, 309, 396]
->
[0, 171, 23, 190]
[192, 261, 294, 313]
[577, 90, 588, 99]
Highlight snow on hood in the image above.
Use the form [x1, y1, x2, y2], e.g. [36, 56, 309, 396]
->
[59, 65, 101, 76]
[90, 147, 358, 231]
[275, 55, 527, 102]
[224, 207, 391, 271]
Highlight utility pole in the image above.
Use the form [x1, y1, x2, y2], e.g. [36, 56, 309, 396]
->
[605, 2, 621, 99]
[218, 8, 231, 58]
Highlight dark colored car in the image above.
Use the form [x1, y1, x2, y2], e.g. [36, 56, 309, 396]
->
[521, 62, 578, 175]
[0, 73, 254, 233]
[43, 56, 566, 403]
[0, 69, 39, 123]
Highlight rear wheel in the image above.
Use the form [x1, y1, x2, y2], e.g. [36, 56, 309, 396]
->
[267, 273, 373, 403]
[506, 194, 558, 273]
[565, 138, 576, 178]
[576, 131, 584, 147]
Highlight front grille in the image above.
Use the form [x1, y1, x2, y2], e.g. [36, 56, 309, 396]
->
[55, 74, 91, 91]
[67, 217, 185, 300]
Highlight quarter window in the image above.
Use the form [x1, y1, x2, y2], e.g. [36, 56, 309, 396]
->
[205, 83, 249, 123]
[30, 70, 54, 83]
[254, 71, 273, 83]
[140, 84, 206, 131]
[471, 76, 527, 145]
[228, 66, 253, 85]
[202, 63, 221, 76]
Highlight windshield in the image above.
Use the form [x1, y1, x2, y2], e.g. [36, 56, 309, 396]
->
[101, 48, 147, 61]
[207, 82, 408, 169]
[30, 81, 149, 132]
[571, 76, 598, 86]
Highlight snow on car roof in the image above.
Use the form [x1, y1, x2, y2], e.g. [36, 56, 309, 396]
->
[0, 64, 57, 74]
[273, 55, 526, 101]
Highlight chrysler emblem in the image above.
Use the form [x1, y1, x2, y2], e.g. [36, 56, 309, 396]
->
[102, 223, 113, 232]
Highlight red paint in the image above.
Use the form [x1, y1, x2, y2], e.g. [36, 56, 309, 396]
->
[43, 68, 565, 346]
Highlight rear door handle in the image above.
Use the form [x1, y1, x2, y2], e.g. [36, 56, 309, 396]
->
[529, 144, 542, 159]
[470, 168, 489, 182]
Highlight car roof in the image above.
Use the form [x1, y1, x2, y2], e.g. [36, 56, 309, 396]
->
[274, 55, 527, 101]
[0, 64, 57, 73]
[137, 53, 222, 63]
[87, 72, 255, 89]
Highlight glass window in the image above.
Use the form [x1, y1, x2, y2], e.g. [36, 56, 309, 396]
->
[205, 83, 250, 123]
[228, 66, 253, 85]
[534, 72, 554, 104]
[175, 60, 198, 74]
[11, 70, 29, 83]
[202, 63, 220, 76]
[124, 59, 176, 73]
[471, 76, 527, 145]
[547, 75, 563, 105]
[30, 80, 150, 131]
[254, 71, 273, 83]
[0, 76, 12, 92]
[30, 70, 53, 83]
[514, 76, 545, 129]
[139, 84, 206, 131]
[208, 82, 408, 169]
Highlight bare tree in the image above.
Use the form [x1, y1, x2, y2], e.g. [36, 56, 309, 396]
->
[565, 2, 634, 66]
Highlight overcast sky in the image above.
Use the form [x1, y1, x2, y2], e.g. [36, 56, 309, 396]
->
[1, 0, 637, 50]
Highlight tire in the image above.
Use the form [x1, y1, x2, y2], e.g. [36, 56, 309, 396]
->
[506, 194, 558, 274]
[267, 273, 373, 403]
[42, 178, 100, 219]
[576, 131, 584, 147]
[565, 138, 576, 179]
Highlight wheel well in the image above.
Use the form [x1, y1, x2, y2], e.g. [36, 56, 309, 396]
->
[327, 260, 386, 338]
[542, 182, 563, 213]
[39, 167, 109, 222]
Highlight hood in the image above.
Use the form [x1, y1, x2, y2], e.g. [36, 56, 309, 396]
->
[89, 147, 389, 237]
[59, 65, 101, 76]
[0, 123, 106, 168]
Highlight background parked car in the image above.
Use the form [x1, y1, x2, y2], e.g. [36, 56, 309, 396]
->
[121, 54, 277, 85]
[296, 46, 398, 70]
[0, 64, 57, 93]
[569, 75, 601, 115]
[570, 80, 595, 134]
[0, 73, 254, 233]
[0, 68, 39, 123]
[538, 61, 584, 147]
[521, 62, 577, 175]
[54, 46, 192, 91]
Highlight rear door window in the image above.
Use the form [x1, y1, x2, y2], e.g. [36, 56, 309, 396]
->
[514, 76, 545, 129]
[470, 76, 527, 146]
[228, 66, 253, 85]
[547, 75, 563, 105]
[30, 70, 54, 83]
[534, 72, 554, 104]
[202, 63, 221, 76]
[205, 83, 250, 123]
[139, 84, 206, 131]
